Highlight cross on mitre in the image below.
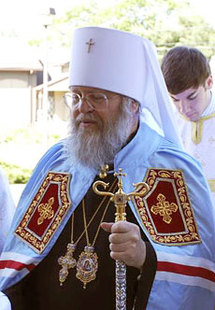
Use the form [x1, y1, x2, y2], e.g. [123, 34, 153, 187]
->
[86, 38, 95, 53]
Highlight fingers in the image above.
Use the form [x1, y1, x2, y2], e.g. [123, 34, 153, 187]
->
[111, 221, 137, 233]
[109, 244, 138, 262]
[100, 222, 114, 232]
[109, 222, 140, 244]
[101, 221, 140, 244]
[109, 241, 130, 253]
[101, 221, 145, 268]
[109, 237, 146, 268]
[101, 221, 139, 233]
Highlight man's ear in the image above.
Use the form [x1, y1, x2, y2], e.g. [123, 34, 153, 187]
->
[205, 75, 213, 89]
[131, 100, 140, 114]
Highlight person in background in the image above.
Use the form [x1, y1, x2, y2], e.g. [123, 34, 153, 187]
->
[0, 168, 15, 253]
[161, 46, 215, 207]
[0, 27, 215, 310]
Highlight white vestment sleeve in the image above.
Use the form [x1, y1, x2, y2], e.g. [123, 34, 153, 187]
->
[0, 291, 11, 310]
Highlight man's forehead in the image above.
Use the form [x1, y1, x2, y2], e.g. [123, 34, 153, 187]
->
[171, 86, 201, 99]
[70, 86, 124, 97]
[70, 86, 117, 96]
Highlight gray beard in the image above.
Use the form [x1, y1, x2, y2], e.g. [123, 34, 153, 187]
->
[64, 102, 134, 170]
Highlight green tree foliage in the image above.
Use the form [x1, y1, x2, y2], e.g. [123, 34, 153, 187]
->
[0, 161, 32, 184]
[50, 0, 215, 58]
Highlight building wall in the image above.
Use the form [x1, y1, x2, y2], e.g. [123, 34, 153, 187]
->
[54, 91, 69, 121]
[0, 71, 41, 130]
[0, 71, 37, 88]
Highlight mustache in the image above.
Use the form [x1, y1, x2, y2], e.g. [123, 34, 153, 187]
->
[74, 113, 103, 127]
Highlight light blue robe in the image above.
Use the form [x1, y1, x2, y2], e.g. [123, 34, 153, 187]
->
[0, 168, 15, 254]
[0, 120, 215, 309]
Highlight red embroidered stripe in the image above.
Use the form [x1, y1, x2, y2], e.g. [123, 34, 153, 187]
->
[0, 260, 35, 272]
[157, 261, 215, 282]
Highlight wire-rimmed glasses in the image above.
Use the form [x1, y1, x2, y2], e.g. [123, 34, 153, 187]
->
[63, 92, 111, 111]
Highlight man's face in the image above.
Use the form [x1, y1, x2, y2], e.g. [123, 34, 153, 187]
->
[170, 76, 213, 122]
[66, 86, 139, 169]
[71, 86, 124, 132]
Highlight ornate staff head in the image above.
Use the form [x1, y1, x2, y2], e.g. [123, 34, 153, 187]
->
[93, 168, 150, 221]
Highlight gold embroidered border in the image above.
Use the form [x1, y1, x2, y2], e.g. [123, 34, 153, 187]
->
[132, 168, 201, 246]
[208, 179, 215, 192]
[191, 113, 215, 144]
[15, 171, 72, 254]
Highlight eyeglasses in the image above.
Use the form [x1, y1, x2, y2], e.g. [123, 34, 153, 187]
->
[63, 92, 118, 111]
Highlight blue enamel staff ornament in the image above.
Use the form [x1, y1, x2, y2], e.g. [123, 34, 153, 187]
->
[93, 168, 150, 310]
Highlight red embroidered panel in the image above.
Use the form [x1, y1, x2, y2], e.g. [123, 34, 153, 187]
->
[147, 181, 186, 234]
[15, 171, 72, 253]
[27, 183, 61, 238]
[132, 168, 201, 245]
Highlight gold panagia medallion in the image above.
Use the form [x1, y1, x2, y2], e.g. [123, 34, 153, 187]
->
[76, 246, 98, 289]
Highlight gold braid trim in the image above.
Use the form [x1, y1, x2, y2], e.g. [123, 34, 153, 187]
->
[191, 113, 215, 144]
[208, 179, 215, 192]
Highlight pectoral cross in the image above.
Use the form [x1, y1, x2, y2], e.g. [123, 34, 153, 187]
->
[58, 243, 77, 286]
[86, 38, 95, 53]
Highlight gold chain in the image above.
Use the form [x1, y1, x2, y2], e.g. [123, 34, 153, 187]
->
[58, 177, 117, 287]
[70, 212, 74, 243]
[75, 179, 117, 289]
[72, 179, 117, 245]
[81, 181, 117, 247]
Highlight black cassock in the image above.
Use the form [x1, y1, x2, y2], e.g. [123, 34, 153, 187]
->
[4, 173, 157, 310]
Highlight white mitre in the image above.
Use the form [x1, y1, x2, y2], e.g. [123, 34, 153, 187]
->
[69, 26, 181, 146]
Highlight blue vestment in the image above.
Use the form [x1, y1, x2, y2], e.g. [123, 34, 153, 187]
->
[0, 120, 214, 309]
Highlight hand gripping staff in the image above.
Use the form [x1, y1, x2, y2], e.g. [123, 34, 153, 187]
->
[93, 168, 149, 310]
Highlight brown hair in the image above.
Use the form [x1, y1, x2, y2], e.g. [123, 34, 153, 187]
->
[161, 46, 211, 95]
